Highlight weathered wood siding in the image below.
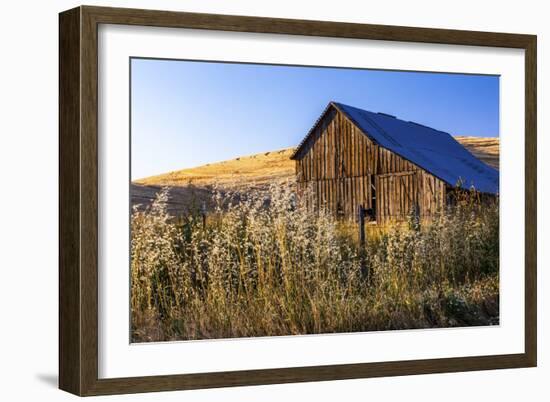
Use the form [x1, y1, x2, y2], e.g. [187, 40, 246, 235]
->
[375, 171, 446, 225]
[295, 109, 376, 220]
[294, 107, 447, 223]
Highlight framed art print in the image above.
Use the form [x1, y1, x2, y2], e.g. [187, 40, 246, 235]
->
[59, 5, 537, 396]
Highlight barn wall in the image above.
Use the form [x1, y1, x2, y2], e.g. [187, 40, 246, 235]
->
[377, 146, 418, 174]
[295, 108, 446, 223]
[296, 109, 379, 220]
[296, 176, 372, 220]
[375, 170, 446, 225]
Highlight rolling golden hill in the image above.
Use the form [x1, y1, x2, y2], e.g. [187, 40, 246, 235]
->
[454, 136, 499, 169]
[134, 148, 296, 189]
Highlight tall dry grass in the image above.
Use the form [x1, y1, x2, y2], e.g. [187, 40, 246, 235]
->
[131, 183, 499, 342]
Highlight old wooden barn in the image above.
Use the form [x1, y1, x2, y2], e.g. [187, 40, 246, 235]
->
[291, 102, 499, 224]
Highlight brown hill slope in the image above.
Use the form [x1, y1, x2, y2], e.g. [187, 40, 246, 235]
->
[135, 148, 296, 189]
[454, 136, 499, 169]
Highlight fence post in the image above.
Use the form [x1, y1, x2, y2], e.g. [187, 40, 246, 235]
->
[358, 204, 369, 282]
[358, 204, 366, 247]
[201, 201, 207, 230]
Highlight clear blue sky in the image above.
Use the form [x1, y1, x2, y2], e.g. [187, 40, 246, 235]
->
[131, 58, 499, 179]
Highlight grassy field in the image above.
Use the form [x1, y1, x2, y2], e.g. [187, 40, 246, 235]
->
[131, 184, 499, 342]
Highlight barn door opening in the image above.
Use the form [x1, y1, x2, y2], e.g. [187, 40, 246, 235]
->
[367, 176, 376, 221]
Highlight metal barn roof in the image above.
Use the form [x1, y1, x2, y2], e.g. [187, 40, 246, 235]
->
[293, 102, 499, 194]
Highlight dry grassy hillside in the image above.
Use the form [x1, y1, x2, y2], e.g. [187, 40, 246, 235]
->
[454, 136, 500, 169]
[131, 137, 499, 214]
[135, 148, 296, 189]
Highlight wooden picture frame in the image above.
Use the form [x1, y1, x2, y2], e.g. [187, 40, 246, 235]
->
[59, 5, 537, 396]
